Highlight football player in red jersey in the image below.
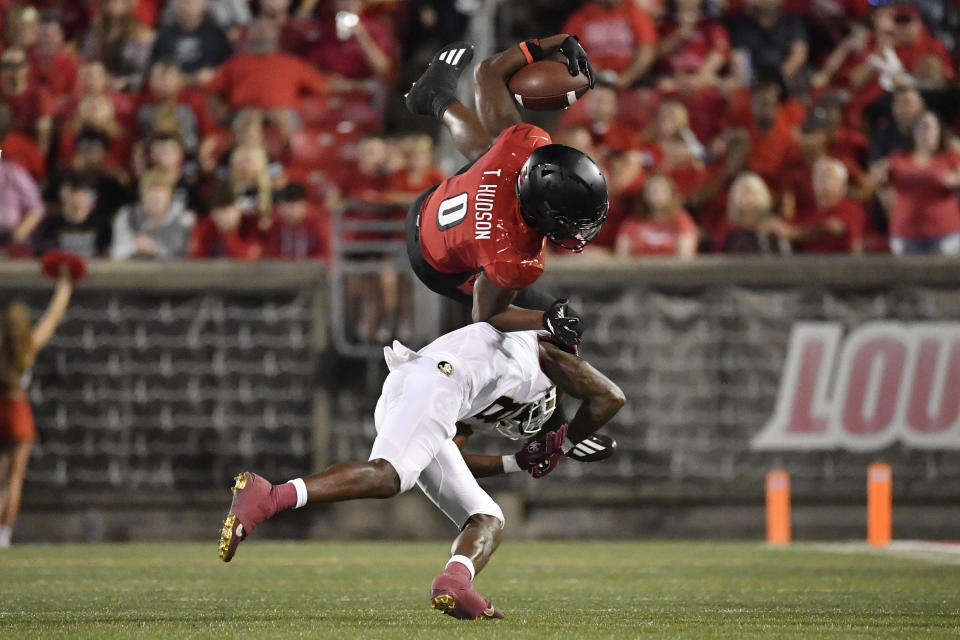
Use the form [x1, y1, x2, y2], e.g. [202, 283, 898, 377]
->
[404, 37, 608, 349]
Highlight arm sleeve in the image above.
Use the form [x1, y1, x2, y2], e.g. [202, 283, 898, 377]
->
[630, 6, 658, 47]
[298, 60, 329, 96]
[110, 208, 137, 260]
[483, 260, 544, 291]
[15, 167, 44, 218]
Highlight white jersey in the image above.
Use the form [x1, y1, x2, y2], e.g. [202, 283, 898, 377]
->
[383, 323, 555, 437]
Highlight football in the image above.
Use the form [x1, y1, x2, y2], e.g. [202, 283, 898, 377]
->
[508, 60, 590, 111]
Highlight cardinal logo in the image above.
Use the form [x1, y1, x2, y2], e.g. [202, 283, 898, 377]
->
[437, 361, 454, 377]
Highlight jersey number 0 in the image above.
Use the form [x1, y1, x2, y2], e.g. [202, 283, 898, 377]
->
[436, 193, 468, 230]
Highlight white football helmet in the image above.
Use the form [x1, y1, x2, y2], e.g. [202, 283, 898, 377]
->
[493, 387, 558, 440]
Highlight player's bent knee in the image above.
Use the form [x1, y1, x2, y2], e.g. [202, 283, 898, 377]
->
[467, 505, 505, 531]
[367, 459, 402, 498]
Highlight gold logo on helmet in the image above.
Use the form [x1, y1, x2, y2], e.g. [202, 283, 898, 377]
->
[437, 361, 454, 377]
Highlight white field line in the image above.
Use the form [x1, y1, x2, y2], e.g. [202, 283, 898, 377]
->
[800, 541, 960, 566]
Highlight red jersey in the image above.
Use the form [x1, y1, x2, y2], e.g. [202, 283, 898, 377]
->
[797, 199, 865, 254]
[417, 124, 550, 290]
[888, 151, 960, 240]
[615, 210, 697, 256]
[562, 1, 658, 73]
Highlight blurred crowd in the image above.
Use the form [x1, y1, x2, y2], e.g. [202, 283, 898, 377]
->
[1, 0, 959, 262]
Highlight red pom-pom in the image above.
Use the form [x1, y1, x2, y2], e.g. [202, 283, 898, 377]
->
[40, 250, 87, 282]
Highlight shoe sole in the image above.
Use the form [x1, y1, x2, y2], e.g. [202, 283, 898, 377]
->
[430, 592, 501, 620]
[217, 473, 248, 562]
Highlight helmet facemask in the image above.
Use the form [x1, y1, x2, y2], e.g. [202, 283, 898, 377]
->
[494, 387, 558, 440]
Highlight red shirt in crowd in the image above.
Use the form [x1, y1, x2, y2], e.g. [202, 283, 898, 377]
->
[387, 167, 446, 197]
[29, 47, 79, 104]
[261, 206, 330, 261]
[189, 217, 262, 260]
[0, 131, 45, 181]
[779, 154, 864, 225]
[887, 150, 960, 240]
[206, 52, 329, 111]
[796, 198, 865, 253]
[616, 209, 697, 256]
[658, 18, 730, 75]
[418, 123, 549, 290]
[0, 83, 53, 136]
[562, 0, 658, 73]
[306, 13, 398, 80]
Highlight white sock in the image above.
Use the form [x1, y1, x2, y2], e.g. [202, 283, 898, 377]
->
[446, 554, 475, 581]
[0, 525, 11, 548]
[561, 437, 575, 454]
[287, 478, 308, 509]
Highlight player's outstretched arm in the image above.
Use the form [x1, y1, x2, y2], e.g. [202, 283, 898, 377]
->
[474, 34, 583, 137]
[472, 272, 543, 330]
[538, 341, 625, 444]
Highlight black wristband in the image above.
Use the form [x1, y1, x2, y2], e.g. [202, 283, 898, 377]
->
[520, 39, 545, 64]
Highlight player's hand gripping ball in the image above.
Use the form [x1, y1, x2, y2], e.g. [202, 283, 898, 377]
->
[514, 424, 568, 478]
[41, 250, 87, 282]
[508, 37, 594, 111]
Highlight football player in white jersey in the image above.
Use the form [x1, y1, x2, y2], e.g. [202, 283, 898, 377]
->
[218, 322, 624, 620]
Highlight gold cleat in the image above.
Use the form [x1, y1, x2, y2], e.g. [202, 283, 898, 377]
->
[218, 513, 237, 562]
[232, 473, 248, 492]
[431, 594, 456, 613]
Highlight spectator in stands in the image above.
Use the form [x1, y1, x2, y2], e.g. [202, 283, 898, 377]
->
[35, 172, 113, 257]
[261, 182, 329, 260]
[1, 4, 39, 49]
[559, 81, 642, 155]
[562, 0, 658, 89]
[305, 0, 397, 82]
[205, 15, 358, 122]
[0, 269, 75, 548]
[137, 133, 202, 215]
[227, 144, 274, 222]
[731, 73, 800, 186]
[189, 181, 261, 259]
[30, 12, 79, 111]
[728, 0, 809, 85]
[0, 154, 44, 252]
[615, 174, 698, 258]
[0, 103, 44, 182]
[657, 0, 730, 88]
[150, 0, 232, 85]
[873, 111, 960, 255]
[0, 47, 53, 155]
[59, 128, 132, 219]
[642, 100, 707, 198]
[135, 58, 216, 159]
[83, 0, 156, 90]
[779, 112, 869, 223]
[159, 0, 250, 34]
[64, 59, 136, 134]
[60, 94, 131, 173]
[386, 134, 445, 203]
[340, 135, 389, 202]
[111, 169, 194, 259]
[867, 85, 925, 163]
[717, 171, 782, 253]
[761, 157, 865, 254]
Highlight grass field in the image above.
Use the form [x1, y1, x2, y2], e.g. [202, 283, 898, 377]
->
[2, 540, 958, 639]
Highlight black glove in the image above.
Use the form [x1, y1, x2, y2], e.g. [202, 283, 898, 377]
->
[542, 298, 582, 348]
[558, 35, 595, 89]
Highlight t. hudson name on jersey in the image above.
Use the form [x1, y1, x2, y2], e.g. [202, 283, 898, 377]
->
[752, 322, 960, 451]
[474, 170, 501, 240]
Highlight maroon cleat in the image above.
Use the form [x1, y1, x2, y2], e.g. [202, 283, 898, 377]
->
[218, 472, 279, 562]
[430, 567, 503, 620]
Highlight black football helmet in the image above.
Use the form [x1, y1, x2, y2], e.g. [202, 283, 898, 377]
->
[516, 144, 608, 251]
